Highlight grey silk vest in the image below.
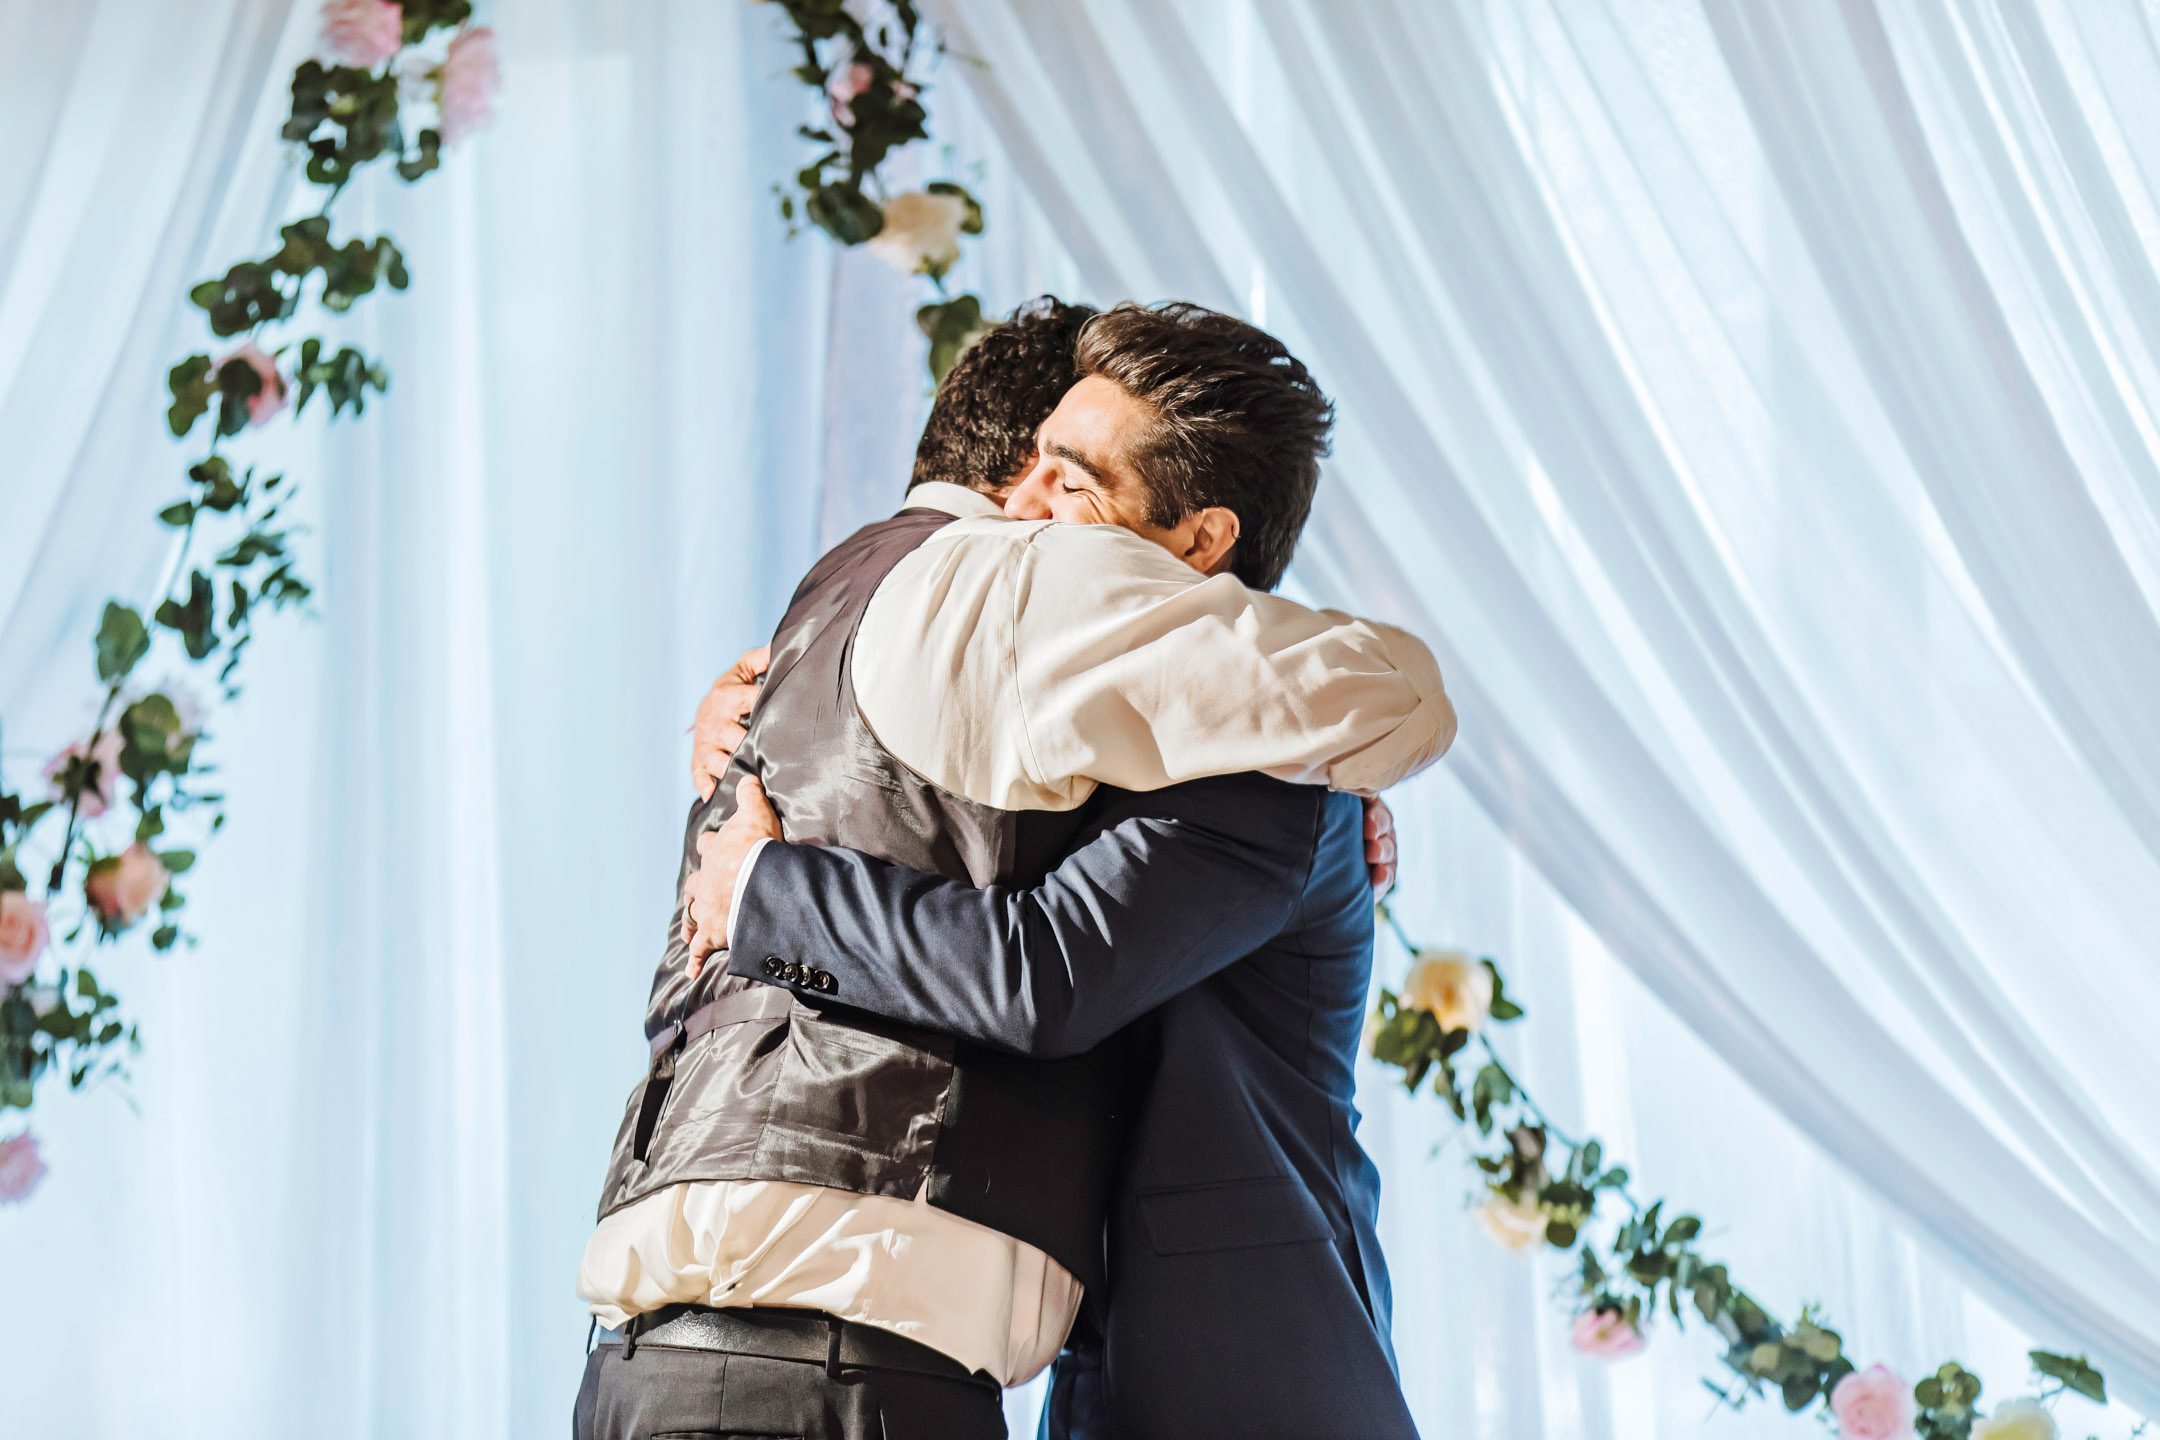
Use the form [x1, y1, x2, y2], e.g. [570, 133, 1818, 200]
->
[593, 505, 1137, 1291]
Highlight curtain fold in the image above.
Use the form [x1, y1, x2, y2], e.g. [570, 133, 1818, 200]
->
[935, 0, 2160, 1417]
[0, 1, 861, 1432]
[8, 1, 2159, 1435]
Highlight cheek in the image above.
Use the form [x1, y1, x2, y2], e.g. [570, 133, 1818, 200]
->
[1046, 493, 1112, 526]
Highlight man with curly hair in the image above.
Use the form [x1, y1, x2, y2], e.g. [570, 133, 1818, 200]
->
[576, 299, 1440, 1440]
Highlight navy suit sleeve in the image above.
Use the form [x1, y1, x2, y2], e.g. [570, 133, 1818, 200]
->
[723, 776, 1325, 1059]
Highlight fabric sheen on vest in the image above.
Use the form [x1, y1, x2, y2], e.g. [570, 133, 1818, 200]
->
[593, 507, 1135, 1291]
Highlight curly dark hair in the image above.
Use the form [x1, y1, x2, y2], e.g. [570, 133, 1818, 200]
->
[909, 296, 1098, 495]
[1074, 302, 1334, 591]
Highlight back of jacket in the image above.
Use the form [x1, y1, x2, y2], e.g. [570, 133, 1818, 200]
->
[1052, 781, 1415, 1440]
[721, 744, 1420, 1437]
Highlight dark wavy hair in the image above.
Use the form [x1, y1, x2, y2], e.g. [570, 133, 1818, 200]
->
[1074, 302, 1334, 590]
[909, 296, 1099, 495]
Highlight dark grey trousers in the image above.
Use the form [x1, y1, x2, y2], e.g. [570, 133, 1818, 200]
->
[573, 1340, 1007, 1440]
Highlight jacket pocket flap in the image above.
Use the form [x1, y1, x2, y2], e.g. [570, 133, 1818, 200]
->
[1138, 1177, 1332, 1255]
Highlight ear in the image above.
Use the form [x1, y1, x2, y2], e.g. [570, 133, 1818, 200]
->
[1181, 506, 1242, 578]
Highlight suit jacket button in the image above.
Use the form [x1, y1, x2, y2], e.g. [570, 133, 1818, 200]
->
[813, 970, 836, 993]
[782, 961, 806, 984]
[763, 956, 785, 978]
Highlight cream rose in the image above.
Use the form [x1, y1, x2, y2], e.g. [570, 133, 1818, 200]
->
[1972, 1400, 2057, 1440]
[865, 190, 967, 277]
[0, 893, 49, 987]
[1473, 1186, 1546, 1253]
[85, 845, 170, 930]
[1400, 949, 1493, 1033]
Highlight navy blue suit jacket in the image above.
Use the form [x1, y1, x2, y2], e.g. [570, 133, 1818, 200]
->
[727, 774, 1419, 1439]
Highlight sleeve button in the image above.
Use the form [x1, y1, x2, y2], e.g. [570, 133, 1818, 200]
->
[763, 956, 785, 977]
[813, 970, 836, 993]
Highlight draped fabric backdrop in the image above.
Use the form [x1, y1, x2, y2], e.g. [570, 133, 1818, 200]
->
[927, 0, 2160, 1430]
[1, 2, 2155, 1438]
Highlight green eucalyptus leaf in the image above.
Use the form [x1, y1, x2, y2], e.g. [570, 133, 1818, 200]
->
[926, 180, 985, 235]
[805, 183, 886, 246]
[2028, 1351, 2106, 1404]
[95, 603, 150, 684]
[166, 355, 215, 437]
[1798, 1326, 1843, 1362]
[918, 294, 991, 383]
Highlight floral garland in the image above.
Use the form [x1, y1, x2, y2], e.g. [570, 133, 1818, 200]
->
[1367, 899, 2132, 1440]
[752, 0, 991, 379]
[0, 0, 499, 1204]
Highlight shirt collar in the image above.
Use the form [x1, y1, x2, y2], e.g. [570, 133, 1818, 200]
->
[900, 481, 1007, 521]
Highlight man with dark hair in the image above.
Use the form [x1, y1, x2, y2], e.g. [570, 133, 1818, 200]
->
[1049, 299, 1334, 589]
[576, 299, 1445, 1440]
[680, 301, 1429, 1438]
[907, 296, 1100, 496]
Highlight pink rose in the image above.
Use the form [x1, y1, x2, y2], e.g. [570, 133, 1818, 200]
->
[219, 342, 287, 426]
[438, 27, 499, 144]
[1832, 1365, 1915, 1440]
[829, 61, 874, 127]
[321, 0, 404, 69]
[0, 893, 49, 987]
[85, 845, 170, 930]
[1570, 1307, 1646, 1360]
[0, 1131, 45, 1203]
[44, 730, 123, 819]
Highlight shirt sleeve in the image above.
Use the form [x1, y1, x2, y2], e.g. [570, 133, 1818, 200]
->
[850, 516, 1456, 811]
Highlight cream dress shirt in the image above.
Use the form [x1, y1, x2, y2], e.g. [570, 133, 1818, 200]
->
[578, 481, 1456, 1386]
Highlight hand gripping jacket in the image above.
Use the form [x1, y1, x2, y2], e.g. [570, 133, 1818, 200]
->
[593, 506, 1139, 1292]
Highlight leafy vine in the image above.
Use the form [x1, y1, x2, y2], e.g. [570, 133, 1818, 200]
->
[754, 0, 990, 379]
[0, 0, 498, 1201]
[1367, 899, 2129, 1440]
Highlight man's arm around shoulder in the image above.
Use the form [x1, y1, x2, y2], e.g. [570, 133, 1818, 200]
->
[724, 774, 1331, 1058]
[853, 516, 1456, 810]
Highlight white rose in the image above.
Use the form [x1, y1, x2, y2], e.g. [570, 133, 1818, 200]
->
[865, 190, 967, 277]
[1400, 949, 1493, 1033]
[1474, 1186, 1547, 1253]
[1972, 1400, 2057, 1440]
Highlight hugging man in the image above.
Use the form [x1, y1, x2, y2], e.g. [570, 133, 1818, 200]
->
[576, 300, 1446, 1440]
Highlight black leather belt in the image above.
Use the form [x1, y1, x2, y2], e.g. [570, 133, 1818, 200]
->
[597, 1304, 994, 1390]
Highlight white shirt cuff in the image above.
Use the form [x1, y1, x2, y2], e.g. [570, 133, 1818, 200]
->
[724, 836, 775, 950]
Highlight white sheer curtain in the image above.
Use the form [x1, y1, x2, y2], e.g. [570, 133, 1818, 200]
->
[0, 0, 922, 1433]
[931, 0, 2160, 1426]
[10, 1, 2160, 1437]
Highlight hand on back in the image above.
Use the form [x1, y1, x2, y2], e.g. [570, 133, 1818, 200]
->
[690, 644, 769, 800]
[679, 644, 1400, 961]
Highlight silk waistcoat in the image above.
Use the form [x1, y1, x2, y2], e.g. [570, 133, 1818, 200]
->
[593, 506, 1137, 1291]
